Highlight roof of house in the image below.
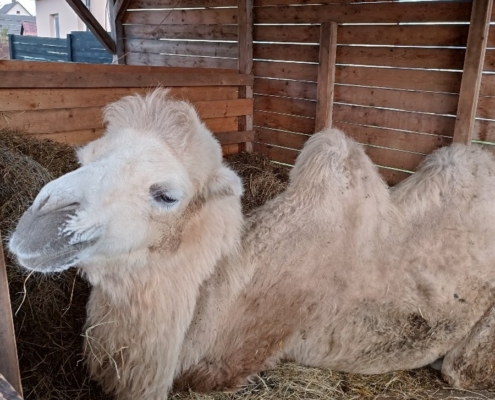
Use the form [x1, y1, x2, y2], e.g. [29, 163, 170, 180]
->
[0, 14, 36, 35]
[0, 2, 31, 16]
[21, 20, 36, 35]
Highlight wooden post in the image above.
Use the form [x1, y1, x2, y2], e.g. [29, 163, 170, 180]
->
[238, 0, 253, 152]
[315, 22, 338, 132]
[67, 33, 74, 62]
[110, 0, 131, 64]
[453, 0, 493, 144]
[7, 34, 14, 60]
[65, 0, 116, 54]
[0, 234, 22, 397]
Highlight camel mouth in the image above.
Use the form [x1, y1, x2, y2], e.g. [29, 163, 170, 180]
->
[12, 238, 100, 273]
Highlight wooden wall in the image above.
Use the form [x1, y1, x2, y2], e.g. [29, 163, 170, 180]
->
[0, 61, 254, 155]
[251, 0, 477, 185]
[122, 0, 238, 68]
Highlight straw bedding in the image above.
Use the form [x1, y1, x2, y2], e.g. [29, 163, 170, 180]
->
[0, 129, 492, 400]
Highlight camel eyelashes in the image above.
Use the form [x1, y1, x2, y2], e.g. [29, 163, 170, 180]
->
[149, 185, 181, 207]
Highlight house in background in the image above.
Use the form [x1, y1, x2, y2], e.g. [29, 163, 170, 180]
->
[0, 1, 32, 16]
[35, 0, 109, 38]
[0, 1, 36, 36]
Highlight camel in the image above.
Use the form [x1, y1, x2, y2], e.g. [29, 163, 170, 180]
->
[9, 88, 495, 400]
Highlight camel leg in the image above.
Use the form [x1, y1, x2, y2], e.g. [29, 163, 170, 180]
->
[441, 302, 495, 389]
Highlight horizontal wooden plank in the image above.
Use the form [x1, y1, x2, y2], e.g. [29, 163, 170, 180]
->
[222, 144, 241, 156]
[254, 24, 319, 43]
[124, 9, 237, 24]
[334, 85, 458, 116]
[0, 59, 238, 75]
[1, 106, 242, 134]
[254, 43, 318, 62]
[31, 129, 248, 147]
[130, 0, 236, 8]
[477, 96, 495, 120]
[215, 130, 255, 145]
[335, 66, 462, 93]
[254, 110, 315, 134]
[364, 145, 425, 172]
[0, 87, 239, 111]
[256, 127, 309, 149]
[473, 119, 495, 142]
[125, 39, 238, 58]
[483, 49, 495, 72]
[193, 99, 253, 118]
[378, 167, 412, 186]
[254, 24, 468, 46]
[333, 103, 456, 137]
[32, 129, 104, 145]
[337, 46, 465, 70]
[254, 2, 471, 24]
[254, 0, 386, 5]
[333, 121, 452, 154]
[123, 24, 238, 40]
[254, 95, 316, 118]
[480, 73, 495, 96]
[126, 52, 238, 69]
[253, 60, 318, 81]
[253, 142, 299, 164]
[339, 24, 469, 47]
[254, 78, 317, 99]
[0, 69, 251, 88]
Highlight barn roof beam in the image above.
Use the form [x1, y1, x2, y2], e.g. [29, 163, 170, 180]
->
[65, 0, 117, 54]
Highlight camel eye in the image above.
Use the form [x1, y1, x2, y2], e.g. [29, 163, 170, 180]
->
[150, 184, 181, 208]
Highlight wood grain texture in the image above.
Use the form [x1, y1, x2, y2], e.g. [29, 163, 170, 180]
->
[254, 43, 319, 62]
[364, 145, 425, 172]
[333, 103, 456, 137]
[473, 119, 495, 142]
[253, 60, 318, 82]
[334, 85, 459, 116]
[453, 0, 493, 144]
[0, 69, 251, 88]
[253, 78, 317, 99]
[124, 39, 238, 58]
[124, 8, 237, 24]
[333, 121, 452, 155]
[476, 95, 495, 120]
[315, 22, 337, 132]
[254, 2, 471, 24]
[123, 24, 238, 40]
[254, 95, 316, 118]
[126, 52, 239, 69]
[254, 24, 469, 46]
[0, 235, 22, 397]
[130, 0, 237, 8]
[0, 87, 239, 111]
[335, 66, 462, 93]
[254, 110, 315, 134]
[255, 127, 309, 149]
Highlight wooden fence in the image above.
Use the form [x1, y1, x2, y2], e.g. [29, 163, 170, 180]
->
[117, 0, 495, 186]
[0, 61, 254, 155]
[8, 31, 112, 64]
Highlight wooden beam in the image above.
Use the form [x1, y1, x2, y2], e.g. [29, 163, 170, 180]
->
[453, 0, 493, 144]
[65, 0, 116, 54]
[110, 0, 132, 64]
[315, 22, 338, 132]
[238, 0, 254, 152]
[0, 234, 22, 397]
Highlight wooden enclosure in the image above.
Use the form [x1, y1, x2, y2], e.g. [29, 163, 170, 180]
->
[0, 61, 254, 155]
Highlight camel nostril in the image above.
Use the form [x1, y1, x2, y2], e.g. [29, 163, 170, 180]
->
[37, 201, 81, 217]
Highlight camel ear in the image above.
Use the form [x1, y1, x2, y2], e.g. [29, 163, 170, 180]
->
[207, 166, 243, 199]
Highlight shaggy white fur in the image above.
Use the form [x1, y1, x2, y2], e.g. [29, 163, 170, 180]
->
[9, 89, 495, 399]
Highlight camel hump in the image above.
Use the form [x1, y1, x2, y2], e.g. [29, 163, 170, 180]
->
[289, 128, 380, 189]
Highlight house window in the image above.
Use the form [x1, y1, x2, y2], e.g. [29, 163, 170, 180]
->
[16, 10, 20, 14]
[51, 13, 60, 38]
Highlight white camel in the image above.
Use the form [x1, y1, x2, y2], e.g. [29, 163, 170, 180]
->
[9, 89, 495, 400]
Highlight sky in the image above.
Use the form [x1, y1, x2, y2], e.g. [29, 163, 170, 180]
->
[0, 0, 36, 15]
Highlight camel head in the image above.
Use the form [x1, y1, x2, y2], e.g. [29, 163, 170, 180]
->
[9, 89, 243, 281]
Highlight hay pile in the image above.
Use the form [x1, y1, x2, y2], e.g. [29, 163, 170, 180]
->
[0, 129, 491, 400]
